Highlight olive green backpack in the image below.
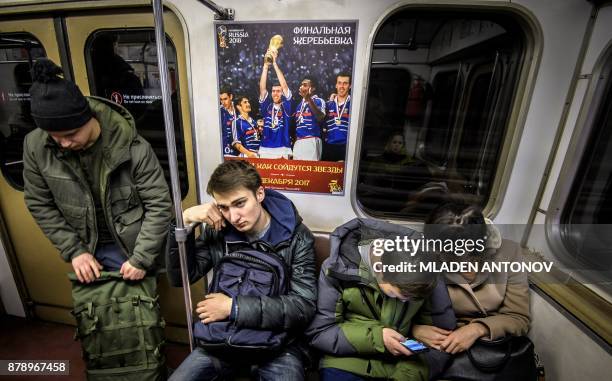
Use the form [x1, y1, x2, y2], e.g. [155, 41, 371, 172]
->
[69, 272, 166, 380]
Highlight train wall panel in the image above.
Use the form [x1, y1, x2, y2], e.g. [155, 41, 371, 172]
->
[529, 290, 612, 381]
[495, 0, 591, 224]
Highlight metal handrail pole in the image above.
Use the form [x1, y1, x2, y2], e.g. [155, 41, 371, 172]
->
[152, 0, 195, 351]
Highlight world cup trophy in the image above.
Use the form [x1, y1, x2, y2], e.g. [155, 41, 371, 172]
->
[265, 35, 284, 64]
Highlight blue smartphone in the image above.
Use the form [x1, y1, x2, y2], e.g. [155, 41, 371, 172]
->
[401, 339, 430, 353]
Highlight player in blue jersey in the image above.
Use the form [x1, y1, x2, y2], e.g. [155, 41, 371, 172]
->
[322, 73, 351, 161]
[258, 50, 293, 159]
[232, 95, 260, 158]
[219, 87, 238, 157]
[293, 77, 326, 161]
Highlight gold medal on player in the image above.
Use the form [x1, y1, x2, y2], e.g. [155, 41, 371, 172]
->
[334, 95, 350, 128]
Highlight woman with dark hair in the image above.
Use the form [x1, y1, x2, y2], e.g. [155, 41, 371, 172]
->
[414, 203, 531, 378]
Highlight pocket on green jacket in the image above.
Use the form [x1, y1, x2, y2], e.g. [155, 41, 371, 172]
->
[114, 206, 143, 246]
[110, 186, 143, 251]
[110, 185, 134, 215]
[60, 204, 88, 239]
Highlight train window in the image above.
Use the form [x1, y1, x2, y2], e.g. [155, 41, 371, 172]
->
[0, 33, 46, 190]
[362, 68, 412, 147]
[424, 70, 460, 166]
[85, 29, 188, 199]
[456, 64, 495, 192]
[357, 11, 525, 219]
[559, 58, 612, 271]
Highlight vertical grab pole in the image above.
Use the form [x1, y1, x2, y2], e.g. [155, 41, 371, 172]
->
[152, 0, 195, 351]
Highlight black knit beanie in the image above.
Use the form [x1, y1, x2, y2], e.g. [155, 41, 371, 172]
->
[29, 58, 92, 132]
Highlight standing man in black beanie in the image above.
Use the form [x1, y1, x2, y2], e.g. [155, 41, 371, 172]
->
[23, 58, 172, 380]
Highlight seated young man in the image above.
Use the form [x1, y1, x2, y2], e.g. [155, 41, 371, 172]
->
[166, 160, 317, 380]
[306, 218, 455, 381]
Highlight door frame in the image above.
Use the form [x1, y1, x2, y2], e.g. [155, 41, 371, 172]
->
[0, 3, 199, 340]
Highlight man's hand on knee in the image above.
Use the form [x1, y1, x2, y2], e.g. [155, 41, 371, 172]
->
[71, 253, 102, 283]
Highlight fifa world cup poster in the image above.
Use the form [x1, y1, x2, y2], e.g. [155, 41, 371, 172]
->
[214, 21, 357, 195]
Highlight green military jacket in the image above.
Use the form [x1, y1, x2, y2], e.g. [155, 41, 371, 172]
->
[307, 219, 456, 380]
[23, 96, 172, 270]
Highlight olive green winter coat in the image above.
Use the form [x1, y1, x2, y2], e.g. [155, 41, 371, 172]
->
[306, 219, 456, 380]
[23, 97, 172, 270]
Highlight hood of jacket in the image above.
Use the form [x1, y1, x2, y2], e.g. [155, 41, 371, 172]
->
[324, 218, 422, 287]
[224, 188, 301, 248]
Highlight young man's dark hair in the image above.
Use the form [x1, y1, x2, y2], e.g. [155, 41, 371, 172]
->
[381, 249, 437, 299]
[219, 86, 233, 96]
[301, 75, 317, 90]
[232, 94, 249, 109]
[336, 71, 352, 83]
[167, 161, 317, 380]
[206, 159, 261, 196]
